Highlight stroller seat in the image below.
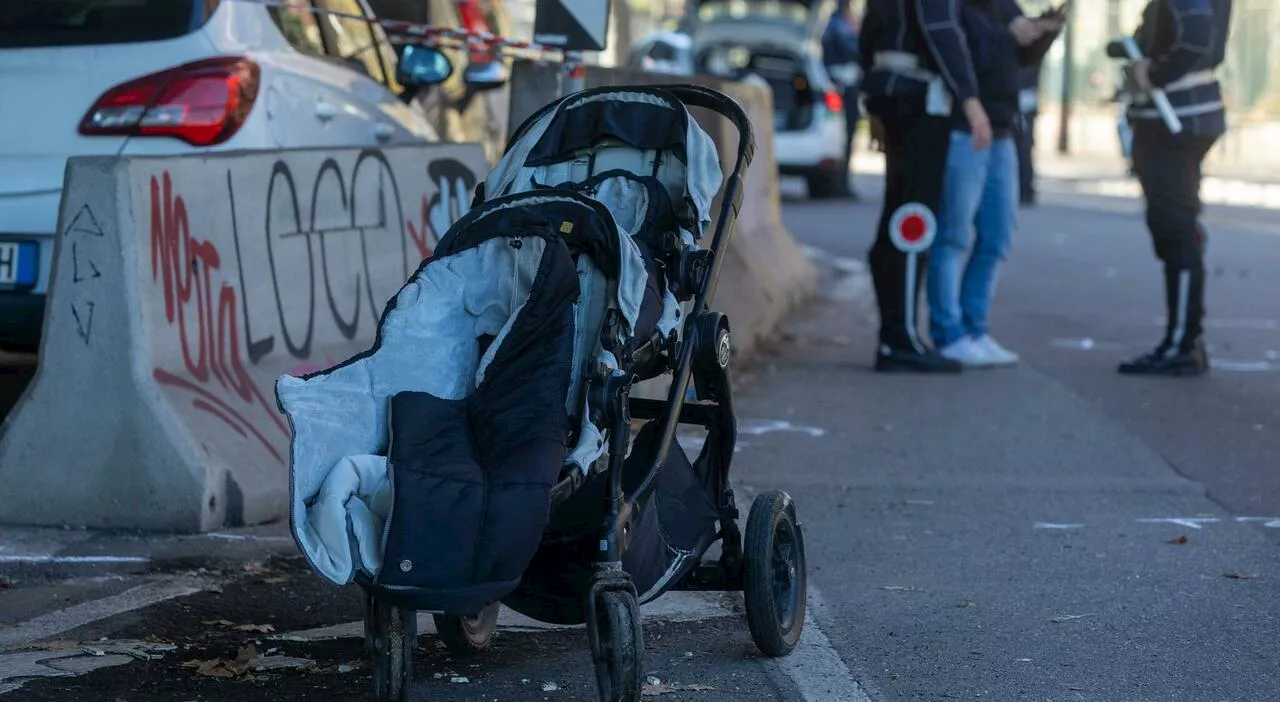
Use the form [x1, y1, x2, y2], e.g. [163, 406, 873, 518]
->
[275, 84, 809, 702]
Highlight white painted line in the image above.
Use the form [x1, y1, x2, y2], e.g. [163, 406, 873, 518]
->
[1136, 518, 1220, 530]
[1049, 338, 1124, 351]
[0, 576, 208, 650]
[739, 420, 825, 438]
[777, 587, 873, 702]
[0, 556, 149, 565]
[1210, 359, 1275, 372]
[1156, 318, 1278, 331]
[1034, 523, 1085, 530]
[203, 533, 293, 542]
[273, 591, 736, 642]
[1235, 517, 1280, 528]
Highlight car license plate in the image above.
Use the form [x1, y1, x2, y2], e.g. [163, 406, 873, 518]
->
[0, 241, 38, 288]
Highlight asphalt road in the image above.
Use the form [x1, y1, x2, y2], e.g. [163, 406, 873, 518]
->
[2, 175, 1278, 701]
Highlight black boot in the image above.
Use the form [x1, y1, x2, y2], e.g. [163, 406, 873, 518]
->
[1118, 338, 1209, 376]
[875, 344, 963, 373]
[1120, 264, 1208, 376]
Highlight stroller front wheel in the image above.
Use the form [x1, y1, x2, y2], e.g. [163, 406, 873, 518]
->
[370, 598, 416, 702]
[743, 490, 807, 657]
[590, 589, 643, 701]
[433, 602, 501, 656]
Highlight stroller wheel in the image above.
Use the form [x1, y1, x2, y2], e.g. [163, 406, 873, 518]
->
[433, 602, 500, 656]
[743, 490, 807, 657]
[590, 590, 643, 702]
[370, 599, 416, 702]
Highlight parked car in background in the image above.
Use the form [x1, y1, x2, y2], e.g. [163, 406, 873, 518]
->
[627, 30, 695, 76]
[368, 0, 515, 162]
[0, 0, 462, 351]
[688, 0, 849, 199]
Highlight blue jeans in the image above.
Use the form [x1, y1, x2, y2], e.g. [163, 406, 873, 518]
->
[927, 132, 1018, 348]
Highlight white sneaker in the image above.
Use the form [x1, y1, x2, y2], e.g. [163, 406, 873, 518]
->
[972, 335, 1020, 366]
[938, 337, 994, 367]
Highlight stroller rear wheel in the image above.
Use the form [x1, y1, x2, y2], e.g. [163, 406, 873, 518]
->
[433, 602, 501, 656]
[370, 598, 416, 702]
[590, 589, 643, 701]
[743, 490, 807, 657]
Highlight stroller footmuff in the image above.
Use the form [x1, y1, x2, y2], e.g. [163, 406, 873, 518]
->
[276, 85, 809, 702]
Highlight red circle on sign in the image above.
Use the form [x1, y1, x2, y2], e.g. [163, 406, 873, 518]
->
[900, 214, 927, 242]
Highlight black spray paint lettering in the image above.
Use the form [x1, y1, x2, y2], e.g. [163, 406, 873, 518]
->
[228, 151, 476, 365]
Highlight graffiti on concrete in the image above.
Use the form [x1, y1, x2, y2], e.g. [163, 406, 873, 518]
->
[150, 171, 288, 463]
[148, 151, 477, 463]
[64, 203, 107, 346]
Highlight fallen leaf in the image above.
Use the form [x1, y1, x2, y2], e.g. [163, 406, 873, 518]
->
[881, 585, 926, 593]
[1224, 572, 1256, 580]
[1050, 614, 1093, 623]
[541, 682, 559, 691]
[235, 624, 276, 634]
[1166, 535, 1189, 544]
[683, 684, 716, 691]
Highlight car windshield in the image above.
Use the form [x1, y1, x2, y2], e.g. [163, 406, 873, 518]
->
[0, 0, 199, 48]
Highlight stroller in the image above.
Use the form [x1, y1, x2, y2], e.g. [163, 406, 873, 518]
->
[275, 84, 808, 702]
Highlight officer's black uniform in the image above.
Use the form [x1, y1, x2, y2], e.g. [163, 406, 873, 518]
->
[1118, 0, 1232, 377]
[859, 0, 979, 372]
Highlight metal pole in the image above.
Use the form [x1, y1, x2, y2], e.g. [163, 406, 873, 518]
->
[1057, 0, 1074, 154]
[563, 49, 586, 96]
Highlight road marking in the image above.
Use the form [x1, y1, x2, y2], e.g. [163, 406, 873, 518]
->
[739, 420, 826, 438]
[1156, 318, 1279, 331]
[0, 576, 209, 650]
[1034, 523, 1085, 530]
[777, 586, 873, 702]
[0, 556, 149, 565]
[1235, 517, 1280, 528]
[274, 592, 737, 642]
[1049, 338, 1125, 351]
[1210, 359, 1275, 372]
[1136, 518, 1220, 529]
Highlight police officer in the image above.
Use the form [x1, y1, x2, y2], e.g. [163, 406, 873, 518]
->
[859, 0, 989, 372]
[1117, 0, 1232, 377]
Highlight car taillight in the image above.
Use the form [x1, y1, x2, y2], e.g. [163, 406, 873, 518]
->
[79, 56, 260, 147]
[824, 90, 844, 113]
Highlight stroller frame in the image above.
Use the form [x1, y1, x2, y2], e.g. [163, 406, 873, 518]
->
[362, 84, 809, 702]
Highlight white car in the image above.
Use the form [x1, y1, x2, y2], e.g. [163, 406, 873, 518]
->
[689, 0, 848, 199]
[0, 0, 461, 351]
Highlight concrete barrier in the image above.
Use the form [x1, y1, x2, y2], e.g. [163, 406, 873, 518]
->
[0, 145, 486, 532]
[508, 62, 819, 355]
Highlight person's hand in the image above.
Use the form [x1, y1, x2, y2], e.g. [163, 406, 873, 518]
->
[963, 98, 992, 151]
[1127, 58, 1154, 92]
[869, 116, 886, 153]
[1036, 15, 1065, 33]
[1009, 16, 1045, 46]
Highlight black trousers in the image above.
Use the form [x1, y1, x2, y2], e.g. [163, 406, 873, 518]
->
[868, 113, 951, 350]
[842, 86, 861, 173]
[1016, 111, 1036, 201]
[1131, 121, 1218, 350]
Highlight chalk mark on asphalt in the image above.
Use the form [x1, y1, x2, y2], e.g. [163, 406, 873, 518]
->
[1032, 517, 1280, 531]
